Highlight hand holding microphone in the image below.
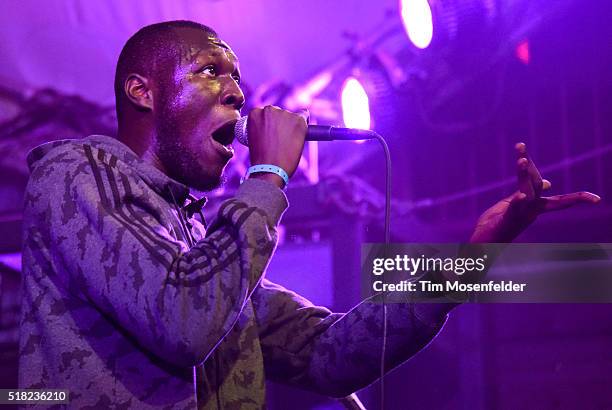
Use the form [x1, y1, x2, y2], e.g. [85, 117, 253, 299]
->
[213, 105, 378, 188]
[245, 106, 309, 188]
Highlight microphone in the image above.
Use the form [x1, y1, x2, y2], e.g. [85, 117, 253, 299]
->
[232, 116, 377, 146]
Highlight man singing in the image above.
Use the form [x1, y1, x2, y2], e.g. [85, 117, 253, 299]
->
[19, 20, 599, 409]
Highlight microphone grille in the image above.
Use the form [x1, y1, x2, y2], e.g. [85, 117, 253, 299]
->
[235, 116, 249, 146]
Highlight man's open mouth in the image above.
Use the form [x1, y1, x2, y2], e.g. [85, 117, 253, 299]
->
[211, 120, 238, 157]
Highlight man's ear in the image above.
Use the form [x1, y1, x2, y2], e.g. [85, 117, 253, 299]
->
[124, 74, 154, 111]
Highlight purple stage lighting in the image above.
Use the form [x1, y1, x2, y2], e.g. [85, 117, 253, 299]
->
[341, 77, 371, 130]
[400, 0, 434, 49]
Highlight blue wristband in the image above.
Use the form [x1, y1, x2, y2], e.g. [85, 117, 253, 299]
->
[246, 164, 290, 187]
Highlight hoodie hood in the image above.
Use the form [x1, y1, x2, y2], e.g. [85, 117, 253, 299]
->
[26, 135, 191, 206]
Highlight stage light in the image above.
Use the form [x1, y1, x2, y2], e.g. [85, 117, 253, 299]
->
[400, 0, 434, 49]
[516, 39, 530, 65]
[341, 77, 371, 130]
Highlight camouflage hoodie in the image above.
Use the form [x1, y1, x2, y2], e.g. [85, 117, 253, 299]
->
[19, 135, 453, 409]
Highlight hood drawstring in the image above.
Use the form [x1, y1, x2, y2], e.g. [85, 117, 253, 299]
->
[168, 188, 208, 248]
[169, 188, 194, 248]
[184, 194, 208, 231]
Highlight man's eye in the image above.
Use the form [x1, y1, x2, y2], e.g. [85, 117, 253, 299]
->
[199, 65, 216, 76]
[232, 75, 241, 85]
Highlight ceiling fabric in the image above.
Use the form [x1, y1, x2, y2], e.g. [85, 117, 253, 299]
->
[0, 0, 395, 104]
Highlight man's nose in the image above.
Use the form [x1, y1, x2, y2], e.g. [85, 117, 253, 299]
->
[221, 78, 245, 111]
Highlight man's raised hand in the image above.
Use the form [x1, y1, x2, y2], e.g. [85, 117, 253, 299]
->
[470, 142, 601, 243]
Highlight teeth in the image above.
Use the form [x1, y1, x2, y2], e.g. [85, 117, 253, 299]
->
[222, 143, 234, 153]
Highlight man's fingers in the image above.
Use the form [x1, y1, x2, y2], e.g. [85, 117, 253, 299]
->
[541, 192, 601, 212]
[295, 108, 310, 124]
[517, 156, 535, 200]
[515, 142, 527, 158]
[515, 142, 543, 199]
[509, 190, 527, 203]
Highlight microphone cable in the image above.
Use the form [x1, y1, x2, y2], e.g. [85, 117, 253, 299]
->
[369, 132, 392, 410]
[233, 118, 393, 409]
[337, 131, 391, 410]
[340, 131, 391, 410]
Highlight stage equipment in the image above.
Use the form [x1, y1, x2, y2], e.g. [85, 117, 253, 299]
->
[340, 77, 371, 130]
[400, 0, 434, 49]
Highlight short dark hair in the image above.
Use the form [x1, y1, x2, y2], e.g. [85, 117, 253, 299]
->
[114, 20, 218, 120]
